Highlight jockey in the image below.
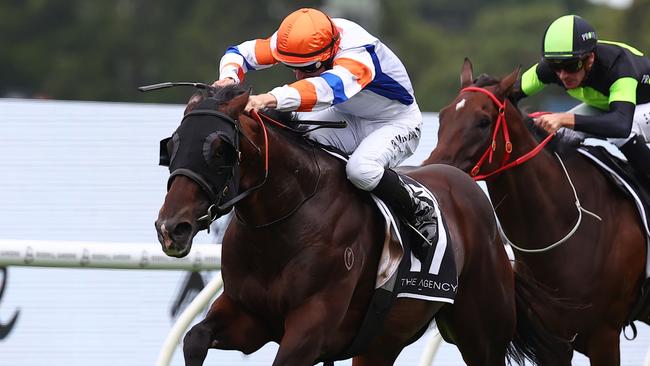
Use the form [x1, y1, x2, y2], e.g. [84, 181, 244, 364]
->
[515, 15, 650, 183]
[213, 8, 436, 244]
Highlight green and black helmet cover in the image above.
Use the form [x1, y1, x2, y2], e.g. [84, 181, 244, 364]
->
[542, 15, 597, 60]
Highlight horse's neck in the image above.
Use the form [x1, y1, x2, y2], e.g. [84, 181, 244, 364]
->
[486, 110, 579, 245]
[235, 124, 326, 227]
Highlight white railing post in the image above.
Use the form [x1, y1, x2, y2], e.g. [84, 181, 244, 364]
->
[156, 273, 224, 366]
[418, 331, 443, 366]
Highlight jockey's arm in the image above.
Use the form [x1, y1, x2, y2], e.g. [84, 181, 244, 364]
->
[269, 47, 376, 112]
[217, 37, 278, 84]
[573, 76, 637, 138]
[573, 101, 635, 138]
[513, 63, 548, 101]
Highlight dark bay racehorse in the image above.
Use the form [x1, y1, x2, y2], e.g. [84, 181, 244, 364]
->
[154, 84, 565, 365]
[425, 58, 648, 365]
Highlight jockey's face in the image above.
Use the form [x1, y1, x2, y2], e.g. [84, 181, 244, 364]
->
[294, 66, 326, 80]
[285, 60, 329, 80]
[553, 52, 595, 89]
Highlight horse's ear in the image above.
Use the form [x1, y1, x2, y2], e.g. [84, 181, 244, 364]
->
[497, 66, 521, 96]
[184, 92, 206, 115]
[222, 89, 251, 119]
[460, 57, 474, 89]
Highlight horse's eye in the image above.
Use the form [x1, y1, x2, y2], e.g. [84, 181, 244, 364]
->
[478, 118, 491, 128]
[211, 145, 228, 161]
[212, 143, 235, 163]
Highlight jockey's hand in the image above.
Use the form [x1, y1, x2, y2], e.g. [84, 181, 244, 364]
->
[245, 93, 278, 113]
[533, 113, 575, 134]
[212, 78, 236, 87]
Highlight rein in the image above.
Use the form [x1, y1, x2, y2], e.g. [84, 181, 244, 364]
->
[138, 82, 312, 229]
[460, 87, 555, 181]
[499, 152, 602, 253]
[198, 110, 270, 227]
[460, 87, 602, 252]
[200, 110, 322, 229]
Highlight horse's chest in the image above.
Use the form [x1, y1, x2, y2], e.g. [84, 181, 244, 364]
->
[223, 263, 296, 315]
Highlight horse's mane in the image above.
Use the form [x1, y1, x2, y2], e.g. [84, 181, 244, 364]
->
[472, 74, 579, 155]
[211, 84, 249, 102]
[194, 84, 297, 127]
[194, 85, 346, 159]
[473, 73, 500, 88]
[206, 85, 346, 154]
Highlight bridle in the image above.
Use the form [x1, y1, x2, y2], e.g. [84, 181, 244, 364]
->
[459, 86, 601, 253]
[460, 86, 555, 181]
[197, 110, 323, 229]
[140, 82, 336, 230]
[195, 110, 271, 228]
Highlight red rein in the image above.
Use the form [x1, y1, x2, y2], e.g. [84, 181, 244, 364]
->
[459, 87, 555, 181]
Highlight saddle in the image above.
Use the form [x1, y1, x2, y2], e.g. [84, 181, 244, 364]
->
[313, 144, 458, 361]
[577, 145, 650, 329]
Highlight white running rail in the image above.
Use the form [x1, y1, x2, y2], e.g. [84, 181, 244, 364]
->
[0, 239, 220, 270]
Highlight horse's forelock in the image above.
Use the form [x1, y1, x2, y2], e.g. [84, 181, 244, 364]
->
[185, 84, 249, 115]
[212, 84, 248, 104]
[473, 74, 500, 87]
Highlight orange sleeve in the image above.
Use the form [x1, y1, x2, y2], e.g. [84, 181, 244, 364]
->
[254, 38, 276, 65]
[333, 57, 373, 87]
[221, 62, 245, 81]
[289, 80, 318, 112]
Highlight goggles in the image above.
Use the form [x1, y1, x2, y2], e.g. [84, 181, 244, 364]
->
[547, 56, 587, 73]
[285, 61, 324, 74]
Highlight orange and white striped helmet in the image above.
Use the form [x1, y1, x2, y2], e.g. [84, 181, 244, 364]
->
[271, 8, 340, 67]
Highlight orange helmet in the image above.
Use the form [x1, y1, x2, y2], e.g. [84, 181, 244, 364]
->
[271, 8, 340, 66]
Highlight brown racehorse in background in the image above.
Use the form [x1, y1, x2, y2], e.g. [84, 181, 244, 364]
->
[154, 84, 566, 365]
[425, 58, 648, 365]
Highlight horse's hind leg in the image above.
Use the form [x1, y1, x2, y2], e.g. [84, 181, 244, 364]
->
[352, 298, 443, 366]
[435, 305, 511, 366]
[183, 294, 271, 366]
[435, 266, 515, 365]
[582, 328, 621, 366]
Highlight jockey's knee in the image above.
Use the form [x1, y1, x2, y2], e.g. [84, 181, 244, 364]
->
[346, 156, 384, 191]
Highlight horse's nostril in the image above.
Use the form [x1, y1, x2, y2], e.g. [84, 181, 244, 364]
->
[171, 222, 193, 240]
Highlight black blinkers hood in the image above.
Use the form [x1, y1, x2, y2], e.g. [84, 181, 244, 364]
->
[159, 98, 239, 204]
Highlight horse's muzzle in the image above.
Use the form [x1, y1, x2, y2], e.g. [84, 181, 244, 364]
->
[155, 218, 194, 257]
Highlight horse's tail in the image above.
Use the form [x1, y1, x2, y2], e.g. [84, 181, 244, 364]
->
[507, 267, 572, 365]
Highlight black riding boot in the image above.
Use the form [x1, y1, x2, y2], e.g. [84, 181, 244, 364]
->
[371, 169, 438, 247]
[620, 134, 650, 185]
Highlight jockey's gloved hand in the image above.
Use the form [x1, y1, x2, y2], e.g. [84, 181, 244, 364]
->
[213, 78, 236, 87]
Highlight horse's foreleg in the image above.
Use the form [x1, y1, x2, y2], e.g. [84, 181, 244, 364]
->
[271, 296, 345, 366]
[183, 294, 272, 366]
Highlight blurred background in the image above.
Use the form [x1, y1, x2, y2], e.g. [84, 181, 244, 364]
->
[2, 0, 648, 111]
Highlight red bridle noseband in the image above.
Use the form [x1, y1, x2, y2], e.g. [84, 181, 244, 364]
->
[459, 86, 555, 181]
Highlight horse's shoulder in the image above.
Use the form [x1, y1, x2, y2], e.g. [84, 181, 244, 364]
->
[400, 164, 471, 185]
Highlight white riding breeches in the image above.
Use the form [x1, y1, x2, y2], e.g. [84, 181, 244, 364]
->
[567, 102, 650, 146]
[296, 104, 422, 191]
